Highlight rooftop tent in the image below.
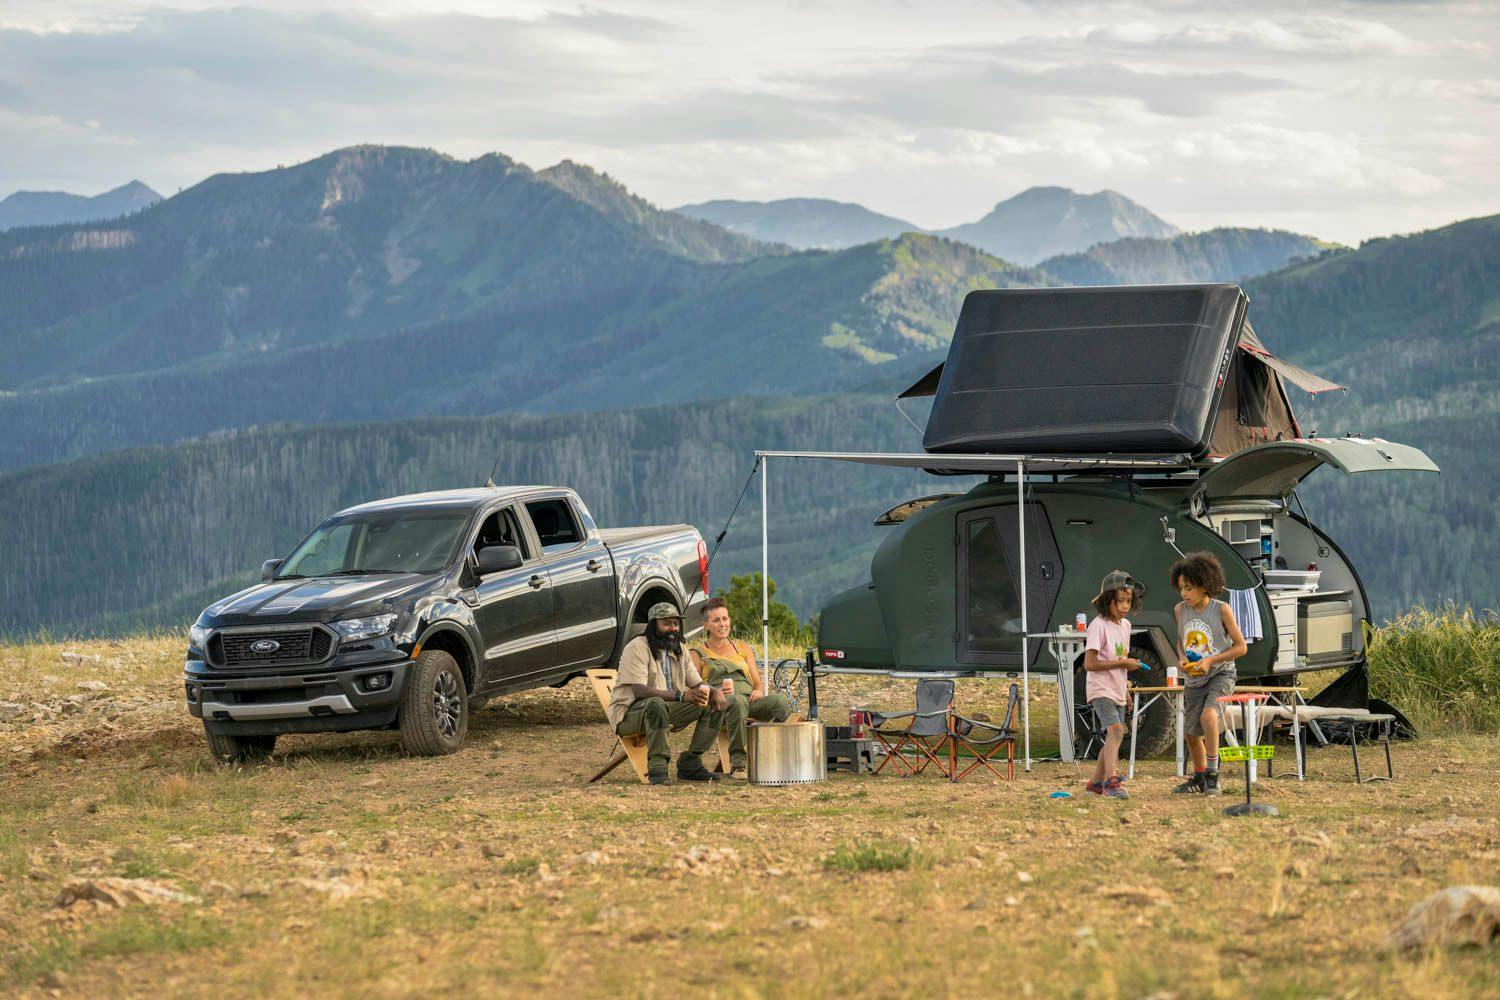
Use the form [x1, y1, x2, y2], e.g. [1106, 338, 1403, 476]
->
[903, 284, 1343, 460]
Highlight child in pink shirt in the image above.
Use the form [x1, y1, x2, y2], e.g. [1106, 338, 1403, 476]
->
[1083, 570, 1148, 798]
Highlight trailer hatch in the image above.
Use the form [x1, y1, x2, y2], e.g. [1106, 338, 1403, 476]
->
[1193, 437, 1439, 503]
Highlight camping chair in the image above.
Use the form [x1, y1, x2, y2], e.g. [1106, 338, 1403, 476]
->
[584, 668, 731, 784]
[866, 679, 957, 778]
[948, 682, 1021, 782]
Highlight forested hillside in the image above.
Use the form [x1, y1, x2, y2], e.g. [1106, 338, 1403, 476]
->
[0, 147, 1049, 472]
[1037, 228, 1335, 285]
[0, 395, 958, 637]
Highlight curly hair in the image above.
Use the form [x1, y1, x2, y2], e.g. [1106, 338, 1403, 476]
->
[1170, 552, 1227, 597]
[1091, 587, 1137, 621]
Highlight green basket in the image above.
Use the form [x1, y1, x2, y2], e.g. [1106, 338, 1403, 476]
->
[1220, 744, 1275, 762]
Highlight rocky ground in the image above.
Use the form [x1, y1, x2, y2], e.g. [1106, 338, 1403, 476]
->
[1, 637, 1497, 998]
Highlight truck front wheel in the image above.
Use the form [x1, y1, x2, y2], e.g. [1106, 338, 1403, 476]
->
[204, 726, 276, 765]
[398, 648, 469, 756]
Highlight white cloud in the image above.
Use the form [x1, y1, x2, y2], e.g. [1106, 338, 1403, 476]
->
[0, 1, 1495, 243]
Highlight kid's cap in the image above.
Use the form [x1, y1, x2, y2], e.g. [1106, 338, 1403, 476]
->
[1094, 570, 1146, 603]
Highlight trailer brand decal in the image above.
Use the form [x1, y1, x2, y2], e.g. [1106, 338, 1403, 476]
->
[822, 649, 845, 660]
[922, 543, 937, 640]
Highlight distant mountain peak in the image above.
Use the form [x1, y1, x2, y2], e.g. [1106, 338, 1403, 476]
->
[0, 179, 163, 231]
[675, 197, 924, 250]
[938, 186, 1178, 265]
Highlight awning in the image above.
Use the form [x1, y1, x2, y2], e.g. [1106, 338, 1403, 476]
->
[895, 362, 944, 400]
[1237, 323, 1345, 395]
[753, 450, 1191, 474]
[1244, 348, 1346, 395]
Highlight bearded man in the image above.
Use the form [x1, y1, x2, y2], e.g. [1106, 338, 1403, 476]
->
[606, 602, 743, 785]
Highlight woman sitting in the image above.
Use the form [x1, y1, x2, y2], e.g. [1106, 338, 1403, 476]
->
[690, 597, 793, 776]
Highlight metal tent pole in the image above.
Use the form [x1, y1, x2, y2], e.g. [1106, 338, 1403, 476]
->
[1018, 459, 1030, 771]
[761, 456, 770, 667]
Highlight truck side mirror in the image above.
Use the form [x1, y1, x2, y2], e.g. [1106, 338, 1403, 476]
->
[475, 545, 523, 575]
[261, 559, 282, 582]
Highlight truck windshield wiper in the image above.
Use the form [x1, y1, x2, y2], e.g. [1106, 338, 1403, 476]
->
[324, 569, 405, 576]
[273, 574, 308, 580]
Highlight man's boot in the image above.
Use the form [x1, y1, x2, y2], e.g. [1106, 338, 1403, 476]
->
[676, 753, 720, 782]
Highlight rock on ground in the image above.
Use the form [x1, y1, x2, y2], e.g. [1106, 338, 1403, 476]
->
[1390, 885, 1500, 950]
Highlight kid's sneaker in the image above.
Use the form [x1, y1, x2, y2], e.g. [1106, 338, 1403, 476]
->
[1173, 772, 1206, 794]
[1084, 780, 1105, 795]
[1104, 776, 1129, 799]
[1203, 770, 1223, 796]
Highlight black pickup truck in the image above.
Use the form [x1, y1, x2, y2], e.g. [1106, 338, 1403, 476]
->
[184, 486, 708, 762]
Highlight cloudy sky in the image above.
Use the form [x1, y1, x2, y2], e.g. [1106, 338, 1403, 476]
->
[2, 0, 1497, 244]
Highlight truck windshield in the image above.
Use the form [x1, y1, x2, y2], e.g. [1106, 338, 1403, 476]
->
[277, 511, 467, 579]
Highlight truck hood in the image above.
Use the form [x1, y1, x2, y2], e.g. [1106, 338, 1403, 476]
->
[199, 573, 440, 627]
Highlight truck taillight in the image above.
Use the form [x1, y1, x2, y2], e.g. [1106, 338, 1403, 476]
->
[697, 539, 709, 595]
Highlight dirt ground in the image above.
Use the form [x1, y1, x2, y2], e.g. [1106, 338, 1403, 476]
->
[2, 637, 1498, 999]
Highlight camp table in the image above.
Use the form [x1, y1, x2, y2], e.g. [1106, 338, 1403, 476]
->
[1127, 683, 1308, 781]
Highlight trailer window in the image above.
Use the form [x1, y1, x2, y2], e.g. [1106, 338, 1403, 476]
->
[963, 518, 1024, 653]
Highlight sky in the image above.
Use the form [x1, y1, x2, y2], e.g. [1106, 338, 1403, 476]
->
[2, 0, 1497, 245]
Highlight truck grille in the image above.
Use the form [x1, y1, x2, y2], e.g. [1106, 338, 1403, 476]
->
[208, 626, 335, 668]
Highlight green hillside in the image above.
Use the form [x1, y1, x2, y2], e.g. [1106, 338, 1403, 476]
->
[1038, 227, 1336, 285]
[0, 148, 1048, 472]
[0, 395, 961, 637]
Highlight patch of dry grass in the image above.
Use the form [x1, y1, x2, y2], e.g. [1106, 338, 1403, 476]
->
[0, 636, 1496, 998]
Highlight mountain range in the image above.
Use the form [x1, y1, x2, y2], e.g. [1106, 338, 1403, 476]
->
[0, 180, 160, 231]
[0, 146, 1051, 472]
[0, 143, 1492, 636]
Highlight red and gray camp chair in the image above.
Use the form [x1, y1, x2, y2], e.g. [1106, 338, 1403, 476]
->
[867, 679, 957, 778]
[948, 682, 1020, 782]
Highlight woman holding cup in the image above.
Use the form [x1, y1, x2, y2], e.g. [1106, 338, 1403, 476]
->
[690, 597, 793, 776]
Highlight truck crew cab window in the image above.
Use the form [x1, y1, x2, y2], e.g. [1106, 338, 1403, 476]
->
[525, 499, 583, 553]
[473, 507, 529, 562]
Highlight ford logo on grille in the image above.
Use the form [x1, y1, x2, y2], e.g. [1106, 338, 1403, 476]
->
[250, 639, 281, 654]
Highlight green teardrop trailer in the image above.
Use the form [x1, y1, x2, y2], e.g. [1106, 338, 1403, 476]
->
[810, 284, 1439, 757]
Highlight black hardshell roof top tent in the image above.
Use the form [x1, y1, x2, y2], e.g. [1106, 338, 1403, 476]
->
[899, 283, 1346, 462]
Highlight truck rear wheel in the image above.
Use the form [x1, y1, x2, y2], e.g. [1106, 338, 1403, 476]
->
[398, 648, 468, 756]
[204, 726, 276, 765]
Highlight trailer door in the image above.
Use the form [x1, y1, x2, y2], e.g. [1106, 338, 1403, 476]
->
[956, 503, 1063, 667]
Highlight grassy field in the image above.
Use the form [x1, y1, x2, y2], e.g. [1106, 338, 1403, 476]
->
[2, 636, 1498, 998]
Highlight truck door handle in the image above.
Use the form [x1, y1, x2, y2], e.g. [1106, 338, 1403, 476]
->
[586, 559, 603, 573]
[528, 575, 546, 589]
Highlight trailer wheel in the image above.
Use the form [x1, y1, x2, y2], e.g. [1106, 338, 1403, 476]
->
[1071, 646, 1174, 760]
[204, 726, 276, 765]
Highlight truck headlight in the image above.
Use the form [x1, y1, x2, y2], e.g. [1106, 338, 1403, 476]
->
[333, 614, 398, 643]
[189, 624, 211, 650]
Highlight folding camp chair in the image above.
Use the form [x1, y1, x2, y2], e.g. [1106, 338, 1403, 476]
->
[585, 668, 731, 783]
[948, 682, 1021, 782]
[867, 679, 957, 779]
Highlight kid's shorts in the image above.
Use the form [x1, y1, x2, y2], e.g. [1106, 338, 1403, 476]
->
[1184, 670, 1236, 735]
[1090, 698, 1125, 730]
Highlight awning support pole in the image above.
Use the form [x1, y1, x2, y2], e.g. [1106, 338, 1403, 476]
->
[1018, 459, 1030, 771]
[761, 455, 770, 667]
